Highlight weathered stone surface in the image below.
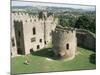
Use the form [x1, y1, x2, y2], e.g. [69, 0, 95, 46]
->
[11, 11, 58, 57]
[76, 29, 95, 50]
[52, 25, 77, 60]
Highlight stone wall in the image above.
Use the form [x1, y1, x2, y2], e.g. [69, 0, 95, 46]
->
[76, 29, 96, 51]
[11, 23, 17, 56]
[52, 26, 77, 60]
[11, 11, 58, 56]
[14, 20, 25, 55]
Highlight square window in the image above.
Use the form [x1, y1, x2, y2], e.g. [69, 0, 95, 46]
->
[31, 37, 36, 42]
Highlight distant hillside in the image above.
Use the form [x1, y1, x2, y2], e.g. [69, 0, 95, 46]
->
[12, 6, 95, 14]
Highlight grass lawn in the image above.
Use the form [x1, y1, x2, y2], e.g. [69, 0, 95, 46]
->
[11, 47, 96, 74]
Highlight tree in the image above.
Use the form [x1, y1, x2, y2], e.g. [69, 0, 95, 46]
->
[58, 15, 76, 27]
[75, 15, 90, 29]
[75, 15, 95, 33]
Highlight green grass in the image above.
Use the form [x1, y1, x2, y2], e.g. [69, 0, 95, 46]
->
[11, 47, 96, 74]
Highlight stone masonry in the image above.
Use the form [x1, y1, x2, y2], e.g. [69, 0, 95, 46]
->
[52, 25, 77, 60]
[11, 11, 58, 56]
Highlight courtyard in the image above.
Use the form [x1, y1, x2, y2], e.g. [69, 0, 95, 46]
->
[11, 47, 96, 74]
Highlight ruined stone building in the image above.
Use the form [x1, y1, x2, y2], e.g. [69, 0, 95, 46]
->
[52, 25, 77, 60]
[11, 10, 95, 59]
[11, 11, 58, 56]
[51, 25, 95, 60]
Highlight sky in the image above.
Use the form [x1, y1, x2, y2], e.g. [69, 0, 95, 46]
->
[12, 1, 96, 11]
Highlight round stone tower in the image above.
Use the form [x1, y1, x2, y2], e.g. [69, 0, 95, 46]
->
[52, 25, 77, 60]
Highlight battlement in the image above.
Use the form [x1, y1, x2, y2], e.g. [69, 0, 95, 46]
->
[12, 11, 38, 18]
[12, 11, 55, 24]
[55, 25, 76, 33]
[12, 11, 27, 15]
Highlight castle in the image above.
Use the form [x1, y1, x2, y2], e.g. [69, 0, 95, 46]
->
[11, 11, 58, 56]
[11, 10, 77, 60]
[52, 25, 77, 60]
[11, 10, 95, 60]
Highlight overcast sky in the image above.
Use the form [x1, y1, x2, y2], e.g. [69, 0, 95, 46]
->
[12, 1, 95, 10]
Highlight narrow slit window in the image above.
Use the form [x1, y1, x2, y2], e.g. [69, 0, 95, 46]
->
[37, 45, 40, 49]
[33, 27, 36, 35]
[45, 41, 46, 45]
[66, 43, 69, 50]
[40, 39, 42, 43]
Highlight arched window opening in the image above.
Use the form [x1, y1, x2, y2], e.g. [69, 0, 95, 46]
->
[37, 45, 40, 49]
[66, 43, 69, 50]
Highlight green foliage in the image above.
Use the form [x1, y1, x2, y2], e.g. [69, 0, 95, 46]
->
[58, 15, 76, 27]
[75, 15, 95, 33]
[58, 13, 96, 33]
